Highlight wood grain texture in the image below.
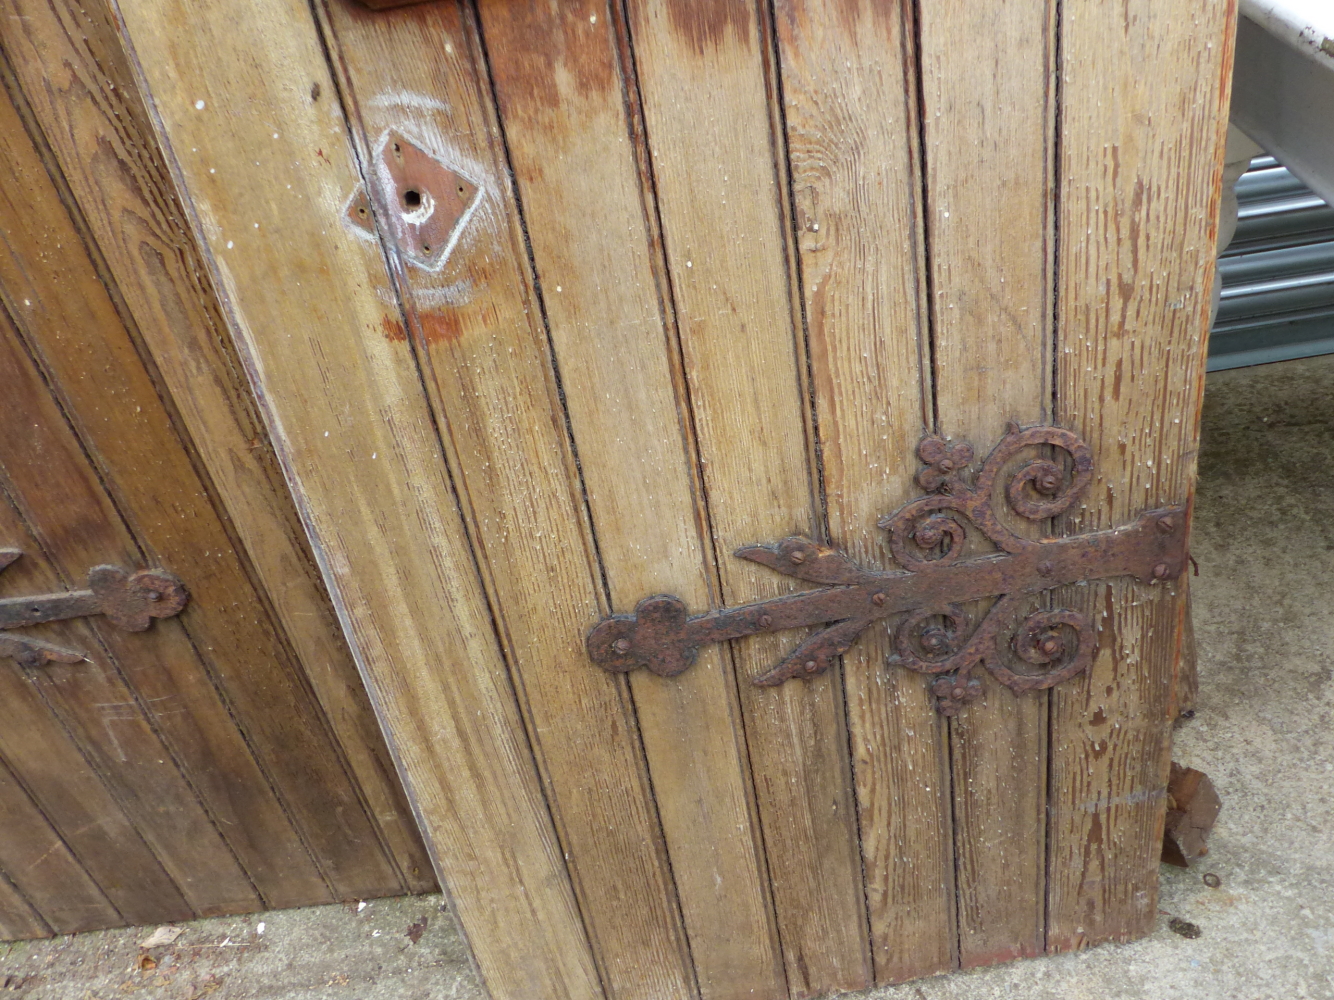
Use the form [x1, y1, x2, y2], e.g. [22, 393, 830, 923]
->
[0, 1, 424, 906]
[0, 618, 190, 928]
[623, 0, 870, 993]
[111, 0, 603, 995]
[0, 79, 409, 909]
[0, 0, 431, 898]
[0, 318, 265, 918]
[917, 0, 1057, 966]
[770, 0, 952, 983]
[0, 863, 49, 941]
[314, 3, 694, 997]
[0, 752, 110, 935]
[1047, 0, 1235, 950]
[475, 0, 784, 996]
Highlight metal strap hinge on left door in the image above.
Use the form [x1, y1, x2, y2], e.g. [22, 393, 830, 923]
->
[0, 550, 188, 667]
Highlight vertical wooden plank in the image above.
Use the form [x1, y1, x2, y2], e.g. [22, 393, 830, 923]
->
[623, 1, 870, 993]
[111, 0, 603, 995]
[313, 4, 695, 997]
[0, 0, 434, 893]
[0, 866, 50, 942]
[1047, 0, 1234, 949]
[0, 64, 403, 905]
[475, 2, 783, 997]
[770, 0, 952, 983]
[0, 324, 263, 918]
[917, 0, 1056, 966]
[0, 630, 190, 927]
[0, 753, 115, 935]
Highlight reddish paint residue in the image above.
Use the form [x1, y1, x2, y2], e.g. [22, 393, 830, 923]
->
[382, 309, 492, 348]
[663, 0, 753, 55]
[417, 310, 470, 347]
[481, 1, 617, 115]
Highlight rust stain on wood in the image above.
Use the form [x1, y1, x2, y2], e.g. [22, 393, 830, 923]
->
[664, 0, 753, 56]
[381, 315, 408, 342]
[480, 1, 616, 115]
[416, 310, 468, 347]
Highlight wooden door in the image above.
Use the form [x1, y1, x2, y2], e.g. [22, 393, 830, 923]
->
[0, 3, 434, 939]
[111, 0, 1236, 996]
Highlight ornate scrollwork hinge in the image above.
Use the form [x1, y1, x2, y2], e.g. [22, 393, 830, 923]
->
[0, 549, 189, 668]
[586, 423, 1187, 715]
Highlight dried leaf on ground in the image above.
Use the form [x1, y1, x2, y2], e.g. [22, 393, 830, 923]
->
[139, 926, 183, 949]
[406, 916, 428, 945]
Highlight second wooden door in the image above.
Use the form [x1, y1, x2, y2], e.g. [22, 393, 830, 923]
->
[114, 0, 1236, 997]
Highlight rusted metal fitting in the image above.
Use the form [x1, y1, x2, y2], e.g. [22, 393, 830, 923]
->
[587, 424, 1189, 715]
[0, 550, 189, 667]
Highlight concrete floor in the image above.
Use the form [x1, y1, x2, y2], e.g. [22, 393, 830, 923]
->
[3, 355, 1332, 999]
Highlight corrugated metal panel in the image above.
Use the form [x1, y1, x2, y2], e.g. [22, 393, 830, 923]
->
[1209, 155, 1334, 370]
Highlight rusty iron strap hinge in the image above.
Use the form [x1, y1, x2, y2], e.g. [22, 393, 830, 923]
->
[0, 549, 188, 668]
[587, 424, 1188, 715]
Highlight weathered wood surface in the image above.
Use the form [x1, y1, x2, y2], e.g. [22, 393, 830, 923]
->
[0, 67, 401, 910]
[918, 0, 1056, 966]
[0, 749, 114, 936]
[0, 611, 192, 929]
[770, 0, 952, 984]
[623, 1, 871, 993]
[109, 0, 1235, 993]
[1047, 0, 1235, 950]
[475, 1, 782, 995]
[110, 0, 603, 996]
[0, 0, 434, 897]
[314, 3, 693, 997]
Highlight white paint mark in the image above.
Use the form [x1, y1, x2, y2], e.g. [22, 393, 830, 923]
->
[227, 241, 234, 249]
[403, 280, 475, 309]
[369, 91, 452, 114]
[686, 260, 693, 268]
[256, 922, 265, 936]
[194, 100, 205, 110]
[590, 13, 597, 23]
[357, 901, 367, 912]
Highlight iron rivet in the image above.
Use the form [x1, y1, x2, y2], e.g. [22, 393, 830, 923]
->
[952, 686, 964, 698]
[759, 615, 773, 628]
[939, 459, 953, 471]
[804, 660, 818, 673]
[613, 638, 632, 654]
[1037, 560, 1054, 577]
[1158, 515, 1176, 533]
[789, 551, 806, 565]
[147, 591, 162, 602]
[1152, 563, 1169, 579]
